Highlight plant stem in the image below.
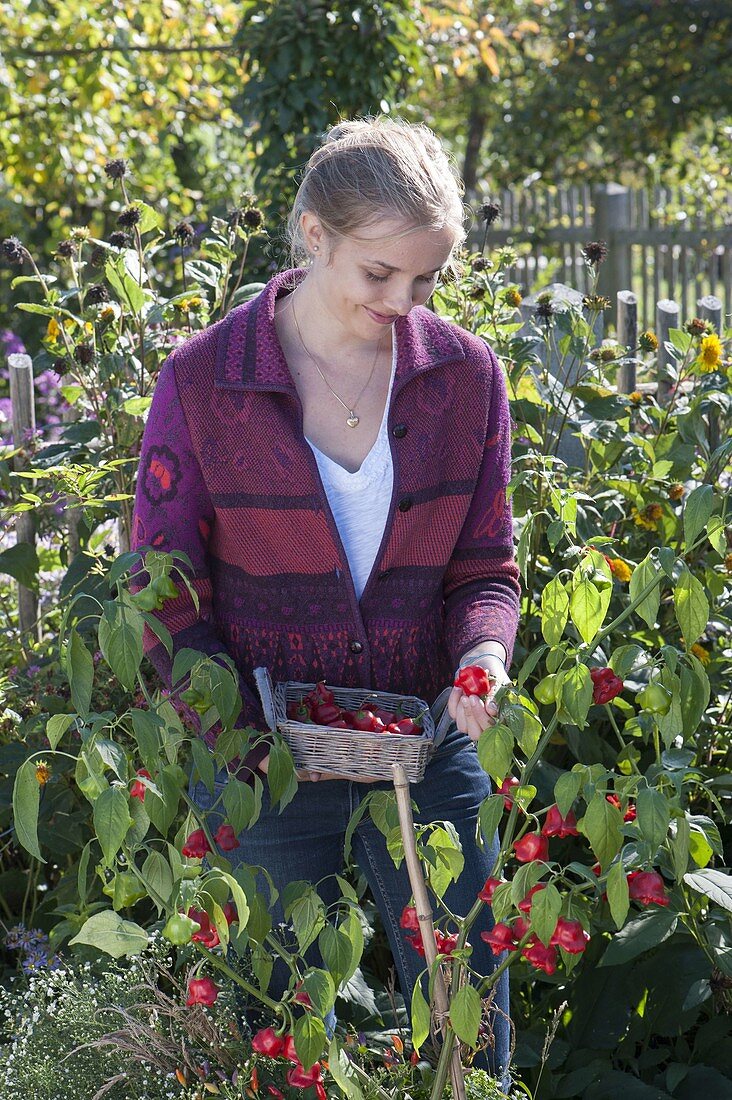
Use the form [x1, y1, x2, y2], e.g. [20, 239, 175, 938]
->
[196, 943, 284, 1015]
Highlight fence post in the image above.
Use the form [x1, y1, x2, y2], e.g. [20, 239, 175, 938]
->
[616, 291, 638, 393]
[8, 353, 41, 642]
[593, 184, 632, 309]
[697, 294, 723, 451]
[656, 299, 679, 406]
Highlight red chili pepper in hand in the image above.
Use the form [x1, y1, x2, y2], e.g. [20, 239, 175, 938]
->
[454, 665, 494, 696]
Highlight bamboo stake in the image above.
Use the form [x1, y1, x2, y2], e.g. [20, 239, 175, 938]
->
[392, 763, 466, 1100]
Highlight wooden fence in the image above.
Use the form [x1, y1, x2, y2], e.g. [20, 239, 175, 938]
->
[4, 289, 726, 636]
[476, 183, 732, 333]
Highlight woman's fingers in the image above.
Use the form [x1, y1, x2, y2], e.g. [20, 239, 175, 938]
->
[457, 694, 496, 742]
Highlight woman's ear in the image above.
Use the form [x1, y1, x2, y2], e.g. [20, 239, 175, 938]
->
[300, 212, 325, 258]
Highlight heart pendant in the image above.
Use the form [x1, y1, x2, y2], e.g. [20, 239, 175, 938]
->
[346, 413, 359, 428]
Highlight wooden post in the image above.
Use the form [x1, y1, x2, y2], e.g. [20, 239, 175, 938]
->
[593, 184, 632, 308]
[655, 299, 679, 406]
[8, 353, 41, 641]
[392, 764, 466, 1100]
[697, 294, 723, 451]
[616, 291, 638, 393]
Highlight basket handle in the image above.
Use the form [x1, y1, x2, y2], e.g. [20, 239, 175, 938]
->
[430, 686, 454, 748]
[253, 667, 278, 734]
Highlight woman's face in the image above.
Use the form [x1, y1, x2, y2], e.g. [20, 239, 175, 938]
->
[302, 213, 457, 344]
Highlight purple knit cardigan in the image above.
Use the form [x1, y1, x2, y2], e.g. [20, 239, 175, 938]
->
[132, 270, 520, 776]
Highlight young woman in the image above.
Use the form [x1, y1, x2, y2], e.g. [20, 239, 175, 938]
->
[132, 118, 520, 1085]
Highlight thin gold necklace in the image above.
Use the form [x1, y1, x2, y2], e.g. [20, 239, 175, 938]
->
[290, 289, 385, 428]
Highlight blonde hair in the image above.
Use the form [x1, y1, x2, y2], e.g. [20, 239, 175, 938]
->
[287, 116, 466, 264]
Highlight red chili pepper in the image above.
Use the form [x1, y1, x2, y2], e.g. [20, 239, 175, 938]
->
[287, 700, 312, 722]
[352, 708, 378, 731]
[393, 717, 421, 736]
[311, 701, 342, 725]
[327, 718, 349, 728]
[454, 665, 494, 696]
[341, 710, 358, 725]
[370, 716, 386, 734]
[386, 722, 402, 734]
[308, 681, 335, 706]
[251, 1027, 285, 1058]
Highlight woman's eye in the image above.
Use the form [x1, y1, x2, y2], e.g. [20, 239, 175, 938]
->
[365, 272, 388, 283]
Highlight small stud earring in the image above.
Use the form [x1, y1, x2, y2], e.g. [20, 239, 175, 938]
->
[312, 245, 319, 252]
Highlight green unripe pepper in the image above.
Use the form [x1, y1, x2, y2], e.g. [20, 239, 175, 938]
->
[103, 872, 147, 910]
[162, 912, 199, 945]
[151, 575, 180, 601]
[637, 682, 672, 715]
[534, 674, 559, 705]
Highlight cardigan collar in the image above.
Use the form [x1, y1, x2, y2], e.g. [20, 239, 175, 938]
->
[215, 268, 465, 392]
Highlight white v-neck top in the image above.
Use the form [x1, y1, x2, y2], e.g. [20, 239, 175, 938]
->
[305, 342, 397, 600]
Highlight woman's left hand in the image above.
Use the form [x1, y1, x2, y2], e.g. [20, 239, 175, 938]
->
[447, 655, 511, 742]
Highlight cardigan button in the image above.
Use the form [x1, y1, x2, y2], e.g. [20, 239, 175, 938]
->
[392, 423, 407, 438]
[378, 569, 392, 581]
[349, 641, 364, 654]
[398, 496, 413, 512]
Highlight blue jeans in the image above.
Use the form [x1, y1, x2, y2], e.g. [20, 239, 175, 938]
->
[192, 725, 512, 1086]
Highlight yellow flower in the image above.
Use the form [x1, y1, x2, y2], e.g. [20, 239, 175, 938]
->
[46, 317, 61, 340]
[609, 558, 632, 582]
[629, 391, 643, 404]
[690, 643, 711, 665]
[632, 503, 663, 530]
[34, 760, 52, 786]
[697, 334, 722, 373]
[504, 287, 522, 307]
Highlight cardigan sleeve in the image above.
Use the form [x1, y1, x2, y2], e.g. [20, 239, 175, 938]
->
[131, 353, 270, 781]
[442, 343, 521, 668]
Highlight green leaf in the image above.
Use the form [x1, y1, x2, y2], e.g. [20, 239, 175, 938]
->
[190, 737, 215, 795]
[684, 869, 732, 912]
[580, 793, 622, 869]
[0, 542, 39, 590]
[411, 982, 431, 1051]
[130, 709, 162, 772]
[559, 664, 593, 728]
[67, 628, 94, 715]
[267, 738, 298, 810]
[707, 514, 727, 557]
[476, 724, 513, 784]
[606, 860, 630, 929]
[629, 554, 661, 628]
[301, 968, 336, 1016]
[293, 1013, 326, 1070]
[599, 909, 678, 966]
[478, 794, 505, 844]
[679, 657, 710, 739]
[671, 815, 691, 881]
[338, 910, 364, 985]
[219, 870, 250, 933]
[636, 788, 670, 851]
[541, 575, 569, 646]
[531, 882, 561, 946]
[105, 254, 146, 313]
[569, 577, 605, 643]
[288, 886, 325, 953]
[674, 569, 709, 648]
[141, 849, 174, 911]
[145, 764, 184, 836]
[554, 771, 582, 818]
[450, 984, 482, 1048]
[319, 924, 354, 987]
[47, 713, 75, 750]
[609, 644, 645, 681]
[683, 484, 714, 549]
[69, 909, 148, 958]
[222, 777, 256, 834]
[12, 759, 43, 862]
[328, 1037, 365, 1099]
[689, 831, 714, 868]
[424, 825, 464, 899]
[98, 599, 143, 690]
[93, 787, 133, 865]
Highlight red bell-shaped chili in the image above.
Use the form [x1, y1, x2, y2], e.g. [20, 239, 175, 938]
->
[252, 1026, 285, 1057]
[478, 877, 503, 904]
[513, 832, 549, 862]
[311, 700, 342, 725]
[550, 917, 590, 954]
[454, 665, 493, 697]
[522, 937, 558, 975]
[627, 870, 669, 906]
[480, 922, 517, 955]
[541, 804, 580, 837]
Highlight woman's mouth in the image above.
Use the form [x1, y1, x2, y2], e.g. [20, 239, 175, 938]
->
[365, 307, 398, 325]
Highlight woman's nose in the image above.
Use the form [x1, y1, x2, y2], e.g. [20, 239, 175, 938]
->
[383, 285, 414, 316]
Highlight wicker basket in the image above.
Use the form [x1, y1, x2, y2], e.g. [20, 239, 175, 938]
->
[253, 667, 436, 783]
